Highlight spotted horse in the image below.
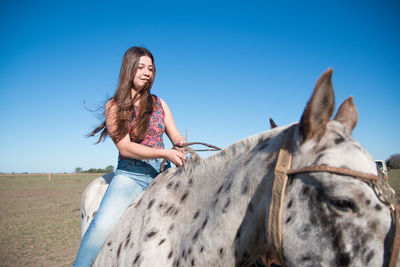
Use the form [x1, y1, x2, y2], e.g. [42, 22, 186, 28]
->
[80, 69, 399, 267]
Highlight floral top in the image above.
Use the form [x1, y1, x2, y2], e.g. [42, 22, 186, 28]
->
[119, 96, 165, 159]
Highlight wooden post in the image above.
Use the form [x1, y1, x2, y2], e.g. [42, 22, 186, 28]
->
[48, 173, 51, 182]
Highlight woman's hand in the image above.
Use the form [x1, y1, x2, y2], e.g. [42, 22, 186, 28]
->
[164, 149, 185, 167]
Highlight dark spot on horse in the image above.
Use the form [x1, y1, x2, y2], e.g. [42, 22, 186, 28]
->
[375, 204, 382, 211]
[180, 191, 189, 203]
[235, 228, 241, 240]
[147, 198, 155, 209]
[166, 205, 174, 215]
[146, 230, 158, 239]
[286, 217, 292, 224]
[168, 224, 174, 233]
[316, 145, 328, 154]
[174, 209, 179, 216]
[167, 182, 173, 189]
[202, 216, 208, 229]
[335, 136, 345, 144]
[224, 182, 232, 192]
[191, 259, 195, 266]
[107, 241, 112, 246]
[337, 252, 351, 266]
[302, 186, 310, 196]
[133, 253, 140, 264]
[134, 198, 142, 208]
[366, 250, 374, 263]
[181, 249, 185, 258]
[188, 178, 193, 186]
[125, 231, 131, 248]
[193, 210, 200, 219]
[242, 185, 248, 195]
[86, 215, 89, 222]
[117, 242, 122, 258]
[158, 239, 166, 245]
[159, 202, 165, 208]
[222, 199, 230, 213]
[81, 213, 84, 219]
[287, 199, 293, 209]
[188, 247, 192, 254]
[200, 246, 204, 253]
[365, 199, 371, 206]
[368, 220, 377, 231]
[174, 181, 180, 190]
[168, 250, 173, 259]
[212, 197, 219, 207]
[248, 202, 254, 212]
[92, 211, 97, 218]
[312, 154, 324, 165]
[219, 248, 224, 257]
[217, 184, 223, 194]
[193, 230, 200, 242]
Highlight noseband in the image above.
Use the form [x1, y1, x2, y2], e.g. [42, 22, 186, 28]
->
[268, 126, 400, 267]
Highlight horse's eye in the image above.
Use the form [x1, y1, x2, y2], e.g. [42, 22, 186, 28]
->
[330, 199, 357, 212]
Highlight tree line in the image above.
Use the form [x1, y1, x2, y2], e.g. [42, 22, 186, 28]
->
[74, 165, 114, 174]
[387, 153, 400, 169]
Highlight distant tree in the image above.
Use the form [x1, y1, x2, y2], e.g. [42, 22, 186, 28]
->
[74, 167, 83, 173]
[387, 153, 400, 169]
[105, 165, 114, 173]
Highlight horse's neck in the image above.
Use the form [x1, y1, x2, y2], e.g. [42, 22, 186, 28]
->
[170, 126, 287, 261]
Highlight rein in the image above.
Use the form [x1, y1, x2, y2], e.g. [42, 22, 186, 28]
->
[268, 126, 400, 267]
[159, 142, 222, 173]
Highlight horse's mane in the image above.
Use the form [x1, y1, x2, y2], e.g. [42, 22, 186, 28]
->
[168, 123, 296, 179]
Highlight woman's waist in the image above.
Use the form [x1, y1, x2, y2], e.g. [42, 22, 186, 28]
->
[116, 158, 165, 172]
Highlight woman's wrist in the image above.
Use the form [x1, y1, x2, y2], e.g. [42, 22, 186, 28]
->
[176, 138, 186, 146]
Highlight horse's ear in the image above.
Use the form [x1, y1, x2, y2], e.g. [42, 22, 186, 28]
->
[269, 117, 278, 129]
[333, 96, 358, 135]
[300, 68, 335, 141]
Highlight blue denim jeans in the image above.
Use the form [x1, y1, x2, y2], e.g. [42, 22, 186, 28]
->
[73, 158, 170, 267]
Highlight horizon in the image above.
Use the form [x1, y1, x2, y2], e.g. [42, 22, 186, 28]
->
[1, 0, 399, 173]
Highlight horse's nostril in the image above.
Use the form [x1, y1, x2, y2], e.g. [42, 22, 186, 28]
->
[338, 252, 351, 265]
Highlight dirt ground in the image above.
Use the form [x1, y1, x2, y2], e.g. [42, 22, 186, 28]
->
[0, 174, 99, 267]
[0, 170, 399, 267]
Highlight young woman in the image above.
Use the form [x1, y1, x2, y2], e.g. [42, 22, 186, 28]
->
[74, 47, 186, 266]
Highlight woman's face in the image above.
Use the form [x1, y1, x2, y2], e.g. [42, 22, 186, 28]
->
[133, 56, 154, 91]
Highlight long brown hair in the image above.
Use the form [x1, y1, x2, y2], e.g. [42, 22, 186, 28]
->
[89, 47, 156, 144]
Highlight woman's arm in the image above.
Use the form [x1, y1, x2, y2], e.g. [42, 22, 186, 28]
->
[105, 100, 184, 166]
[161, 99, 186, 145]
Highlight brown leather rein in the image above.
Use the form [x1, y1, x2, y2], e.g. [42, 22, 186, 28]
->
[268, 126, 400, 267]
[160, 142, 222, 173]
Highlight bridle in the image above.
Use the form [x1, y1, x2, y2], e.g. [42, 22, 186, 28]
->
[268, 126, 400, 267]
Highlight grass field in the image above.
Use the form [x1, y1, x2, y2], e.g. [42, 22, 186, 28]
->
[0, 170, 399, 266]
[0, 174, 100, 267]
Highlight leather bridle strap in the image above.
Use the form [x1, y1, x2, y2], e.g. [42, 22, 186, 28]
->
[287, 165, 380, 182]
[268, 127, 294, 267]
[389, 205, 400, 267]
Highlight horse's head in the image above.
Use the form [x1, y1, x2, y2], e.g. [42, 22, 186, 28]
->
[275, 69, 398, 266]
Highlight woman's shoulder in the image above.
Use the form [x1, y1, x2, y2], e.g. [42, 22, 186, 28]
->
[105, 99, 117, 114]
[152, 94, 166, 108]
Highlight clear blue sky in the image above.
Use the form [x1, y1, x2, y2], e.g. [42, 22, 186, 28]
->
[1, 0, 399, 173]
